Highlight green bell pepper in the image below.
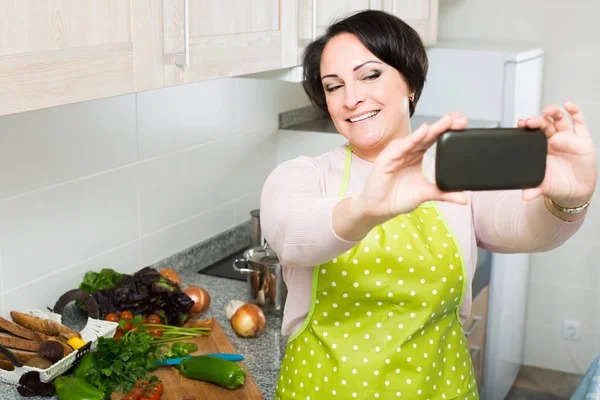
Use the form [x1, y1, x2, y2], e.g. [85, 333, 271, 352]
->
[178, 356, 246, 390]
[166, 342, 199, 358]
[74, 353, 97, 380]
[54, 376, 105, 400]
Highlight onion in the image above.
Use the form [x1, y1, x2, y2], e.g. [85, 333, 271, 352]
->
[224, 300, 245, 320]
[183, 286, 211, 315]
[160, 268, 181, 286]
[230, 303, 266, 338]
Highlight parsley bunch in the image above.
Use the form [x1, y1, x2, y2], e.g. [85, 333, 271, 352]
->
[83, 330, 164, 396]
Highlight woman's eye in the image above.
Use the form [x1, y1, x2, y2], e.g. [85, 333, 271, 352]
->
[325, 85, 343, 93]
[363, 71, 381, 81]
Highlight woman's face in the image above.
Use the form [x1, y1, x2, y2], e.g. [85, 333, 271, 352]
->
[320, 33, 413, 161]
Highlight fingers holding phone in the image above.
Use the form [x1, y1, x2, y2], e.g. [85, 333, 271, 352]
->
[518, 101, 597, 206]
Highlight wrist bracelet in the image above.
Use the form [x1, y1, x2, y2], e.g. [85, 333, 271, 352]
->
[548, 198, 591, 214]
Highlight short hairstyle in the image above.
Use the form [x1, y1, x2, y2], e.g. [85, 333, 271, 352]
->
[302, 10, 428, 117]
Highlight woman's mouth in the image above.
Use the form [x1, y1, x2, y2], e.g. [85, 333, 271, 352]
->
[348, 110, 380, 123]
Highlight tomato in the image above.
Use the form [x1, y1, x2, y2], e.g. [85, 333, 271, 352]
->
[123, 322, 135, 332]
[120, 310, 134, 320]
[160, 268, 181, 286]
[124, 394, 142, 400]
[147, 327, 163, 337]
[141, 382, 163, 400]
[113, 331, 123, 339]
[146, 314, 161, 325]
[105, 313, 120, 322]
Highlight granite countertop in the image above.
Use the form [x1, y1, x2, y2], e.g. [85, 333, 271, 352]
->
[0, 264, 286, 400]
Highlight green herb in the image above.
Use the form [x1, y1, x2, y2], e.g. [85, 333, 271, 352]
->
[78, 269, 127, 311]
[81, 331, 165, 397]
[80, 269, 127, 295]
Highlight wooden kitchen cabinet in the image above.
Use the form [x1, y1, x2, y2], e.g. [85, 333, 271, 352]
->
[298, 0, 439, 48]
[465, 285, 490, 392]
[0, 0, 137, 117]
[161, 0, 300, 87]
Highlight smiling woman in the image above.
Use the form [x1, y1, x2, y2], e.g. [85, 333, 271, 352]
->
[261, 9, 596, 400]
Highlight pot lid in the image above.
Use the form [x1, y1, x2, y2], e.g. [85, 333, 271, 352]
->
[244, 245, 280, 265]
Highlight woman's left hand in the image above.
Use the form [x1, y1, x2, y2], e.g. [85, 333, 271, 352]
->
[518, 100, 597, 207]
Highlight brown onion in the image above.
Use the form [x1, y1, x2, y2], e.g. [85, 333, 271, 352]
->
[230, 303, 266, 338]
[183, 286, 211, 315]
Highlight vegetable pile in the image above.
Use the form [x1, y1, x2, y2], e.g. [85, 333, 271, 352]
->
[73, 329, 165, 397]
[92, 267, 194, 326]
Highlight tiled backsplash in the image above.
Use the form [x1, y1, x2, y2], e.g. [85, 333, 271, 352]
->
[0, 77, 310, 316]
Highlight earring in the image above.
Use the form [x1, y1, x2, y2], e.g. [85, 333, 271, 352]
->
[409, 93, 415, 102]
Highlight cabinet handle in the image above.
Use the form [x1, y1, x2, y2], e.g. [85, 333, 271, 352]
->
[464, 316, 482, 336]
[312, 0, 317, 40]
[176, 0, 190, 66]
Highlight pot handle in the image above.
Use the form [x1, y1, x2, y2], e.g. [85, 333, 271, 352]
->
[233, 259, 256, 274]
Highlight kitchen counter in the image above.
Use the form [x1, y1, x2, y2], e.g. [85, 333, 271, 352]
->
[0, 265, 286, 400]
[0, 247, 491, 400]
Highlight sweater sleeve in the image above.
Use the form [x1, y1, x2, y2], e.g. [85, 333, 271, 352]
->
[260, 157, 359, 268]
[471, 190, 586, 253]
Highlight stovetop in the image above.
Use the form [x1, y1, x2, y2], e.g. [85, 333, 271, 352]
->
[198, 248, 247, 281]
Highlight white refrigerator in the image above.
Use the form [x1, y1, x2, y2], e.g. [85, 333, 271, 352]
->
[417, 41, 545, 400]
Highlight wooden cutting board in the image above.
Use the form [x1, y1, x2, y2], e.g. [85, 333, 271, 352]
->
[114, 319, 263, 400]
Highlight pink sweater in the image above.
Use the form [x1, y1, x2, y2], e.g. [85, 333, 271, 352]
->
[261, 145, 586, 337]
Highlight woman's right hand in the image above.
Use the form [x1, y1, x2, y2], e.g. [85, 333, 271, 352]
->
[333, 112, 470, 241]
[354, 112, 470, 221]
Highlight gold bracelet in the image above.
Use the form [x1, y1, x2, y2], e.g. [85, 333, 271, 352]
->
[548, 198, 591, 215]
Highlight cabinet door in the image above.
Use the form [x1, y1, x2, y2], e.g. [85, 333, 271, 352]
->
[298, 0, 438, 48]
[385, 0, 439, 46]
[163, 0, 299, 86]
[0, 0, 135, 117]
[298, 0, 384, 43]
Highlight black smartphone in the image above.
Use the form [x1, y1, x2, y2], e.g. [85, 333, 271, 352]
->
[435, 128, 547, 191]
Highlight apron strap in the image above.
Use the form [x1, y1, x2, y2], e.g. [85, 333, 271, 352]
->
[338, 145, 353, 199]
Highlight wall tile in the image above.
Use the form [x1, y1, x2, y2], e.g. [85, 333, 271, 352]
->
[228, 126, 279, 199]
[526, 282, 597, 335]
[232, 78, 310, 134]
[0, 167, 139, 291]
[140, 202, 234, 267]
[138, 138, 237, 236]
[2, 241, 139, 316]
[524, 323, 596, 375]
[234, 192, 261, 226]
[0, 95, 137, 200]
[137, 79, 238, 159]
[529, 242, 599, 289]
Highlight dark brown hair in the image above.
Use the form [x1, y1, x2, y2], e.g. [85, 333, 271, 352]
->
[302, 10, 428, 117]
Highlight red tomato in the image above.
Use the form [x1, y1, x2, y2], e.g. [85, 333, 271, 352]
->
[123, 323, 135, 332]
[147, 327, 163, 337]
[124, 394, 142, 400]
[105, 313, 120, 322]
[120, 310, 134, 320]
[146, 314, 161, 324]
[113, 330, 124, 339]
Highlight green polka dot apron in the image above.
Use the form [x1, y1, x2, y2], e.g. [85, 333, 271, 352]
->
[275, 146, 479, 400]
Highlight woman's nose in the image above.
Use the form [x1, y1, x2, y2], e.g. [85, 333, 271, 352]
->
[344, 82, 365, 109]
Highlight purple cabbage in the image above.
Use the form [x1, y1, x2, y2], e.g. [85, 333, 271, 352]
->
[92, 267, 194, 326]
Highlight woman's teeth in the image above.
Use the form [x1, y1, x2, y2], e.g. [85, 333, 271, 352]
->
[349, 111, 379, 123]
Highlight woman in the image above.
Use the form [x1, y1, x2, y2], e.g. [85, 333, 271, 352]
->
[261, 10, 596, 399]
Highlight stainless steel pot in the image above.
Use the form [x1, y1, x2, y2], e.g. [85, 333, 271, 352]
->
[233, 245, 287, 315]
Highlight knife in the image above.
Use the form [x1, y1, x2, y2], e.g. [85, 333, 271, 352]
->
[156, 353, 244, 366]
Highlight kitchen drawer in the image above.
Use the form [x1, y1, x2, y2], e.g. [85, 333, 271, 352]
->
[465, 285, 489, 391]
